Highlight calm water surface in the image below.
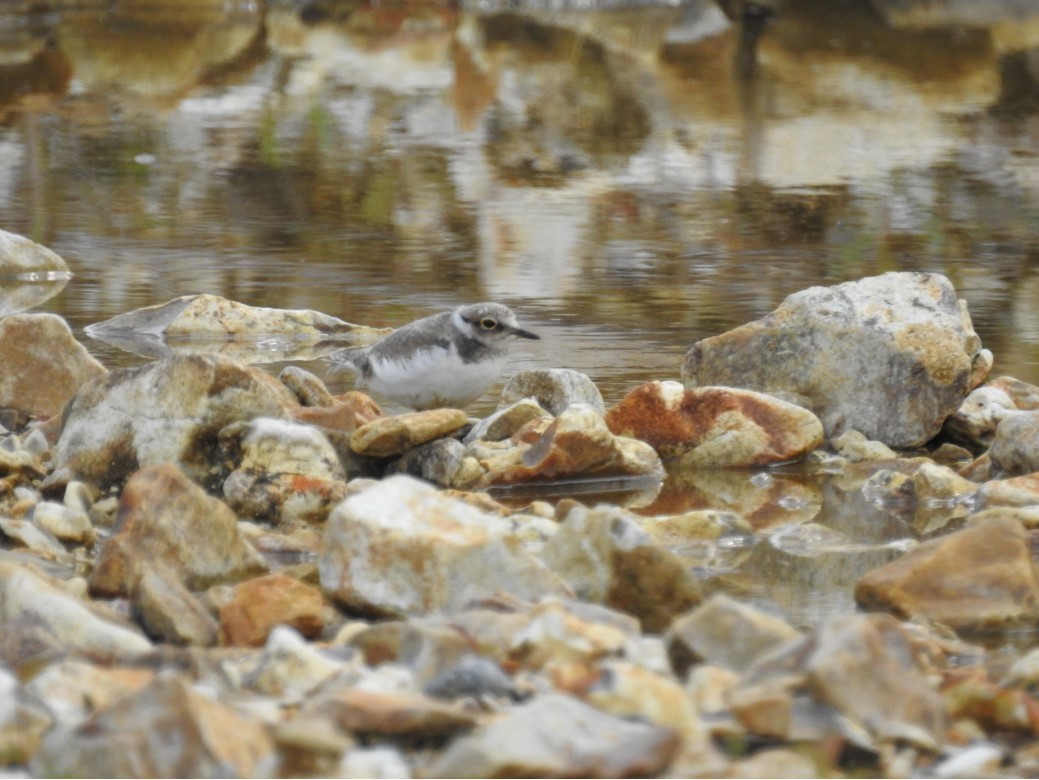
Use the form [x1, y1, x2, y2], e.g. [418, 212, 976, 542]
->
[2, 0, 1039, 630]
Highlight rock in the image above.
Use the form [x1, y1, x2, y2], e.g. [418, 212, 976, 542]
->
[0, 665, 54, 766]
[976, 476, 1039, 510]
[554, 660, 705, 743]
[221, 417, 347, 525]
[291, 391, 384, 435]
[0, 610, 65, 671]
[319, 475, 570, 617]
[24, 659, 154, 729]
[499, 368, 605, 415]
[244, 625, 347, 700]
[279, 365, 337, 407]
[337, 746, 411, 779]
[729, 748, 821, 779]
[0, 314, 107, 419]
[0, 562, 151, 662]
[681, 272, 985, 448]
[85, 292, 384, 340]
[463, 398, 549, 444]
[350, 408, 470, 458]
[0, 230, 71, 317]
[0, 228, 69, 276]
[942, 666, 1039, 737]
[730, 613, 947, 747]
[219, 573, 326, 647]
[830, 429, 898, 461]
[0, 517, 69, 559]
[666, 594, 802, 676]
[30, 501, 95, 545]
[506, 598, 638, 670]
[427, 693, 681, 778]
[272, 716, 355, 777]
[464, 404, 663, 489]
[604, 381, 823, 467]
[424, 654, 517, 701]
[53, 353, 298, 490]
[987, 410, 1039, 478]
[943, 376, 1039, 448]
[855, 517, 1039, 631]
[31, 671, 277, 778]
[542, 503, 703, 633]
[135, 562, 220, 647]
[861, 460, 978, 507]
[307, 686, 478, 739]
[89, 464, 268, 597]
[386, 437, 467, 487]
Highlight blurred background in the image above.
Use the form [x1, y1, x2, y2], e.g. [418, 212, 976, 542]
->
[1, 0, 1038, 410]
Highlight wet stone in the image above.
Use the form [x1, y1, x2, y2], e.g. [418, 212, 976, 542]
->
[499, 368, 606, 415]
[279, 365, 337, 407]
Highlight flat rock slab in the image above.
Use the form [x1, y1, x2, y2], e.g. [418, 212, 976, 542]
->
[350, 408, 470, 458]
[681, 272, 985, 448]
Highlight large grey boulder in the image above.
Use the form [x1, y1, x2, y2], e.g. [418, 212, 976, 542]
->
[681, 272, 987, 448]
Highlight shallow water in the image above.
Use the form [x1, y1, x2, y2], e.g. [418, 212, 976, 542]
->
[2, 0, 1039, 630]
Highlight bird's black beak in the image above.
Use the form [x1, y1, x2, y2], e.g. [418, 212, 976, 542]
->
[511, 326, 540, 340]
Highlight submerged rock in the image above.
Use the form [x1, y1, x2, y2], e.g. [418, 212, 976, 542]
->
[427, 693, 681, 778]
[604, 381, 823, 467]
[319, 475, 570, 617]
[855, 516, 1039, 632]
[0, 314, 107, 420]
[89, 464, 268, 597]
[53, 353, 299, 490]
[681, 272, 986, 448]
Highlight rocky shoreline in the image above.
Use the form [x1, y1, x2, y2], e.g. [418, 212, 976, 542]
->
[4, 231, 1039, 777]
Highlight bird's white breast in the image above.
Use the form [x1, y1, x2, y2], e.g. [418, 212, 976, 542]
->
[367, 345, 507, 409]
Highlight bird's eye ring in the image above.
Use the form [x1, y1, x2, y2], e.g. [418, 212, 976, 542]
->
[479, 318, 498, 330]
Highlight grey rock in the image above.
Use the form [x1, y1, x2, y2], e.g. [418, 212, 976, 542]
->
[681, 272, 985, 448]
[499, 368, 605, 415]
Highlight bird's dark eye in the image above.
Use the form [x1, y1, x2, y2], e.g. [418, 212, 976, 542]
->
[479, 318, 498, 330]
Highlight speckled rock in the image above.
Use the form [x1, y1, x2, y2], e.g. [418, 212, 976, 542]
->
[53, 353, 298, 490]
[605, 381, 823, 467]
[0, 314, 107, 420]
[542, 503, 702, 632]
[219, 573, 326, 647]
[427, 692, 681, 778]
[499, 368, 605, 415]
[855, 516, 1039, 631]
[681, 272, 987, 448]
[319, 475, 570, 617]
[31, 671, 277, 778]
[89, 464, 267, 597]
[349, 408, 470, 458]
[221, 417, 347, 525]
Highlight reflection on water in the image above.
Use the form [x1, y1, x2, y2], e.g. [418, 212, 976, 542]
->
[2, 0, 1039, 628]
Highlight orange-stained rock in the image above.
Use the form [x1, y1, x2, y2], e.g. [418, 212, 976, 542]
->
[292, 391, 384, 434]
[305, 687, 477, 738]
[219, 573, 326, 647]
[605, 381, 823, 468]
[855, 516, 1039, 632]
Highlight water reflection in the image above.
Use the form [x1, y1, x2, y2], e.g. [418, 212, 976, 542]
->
[1, 0, 1039, 628]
